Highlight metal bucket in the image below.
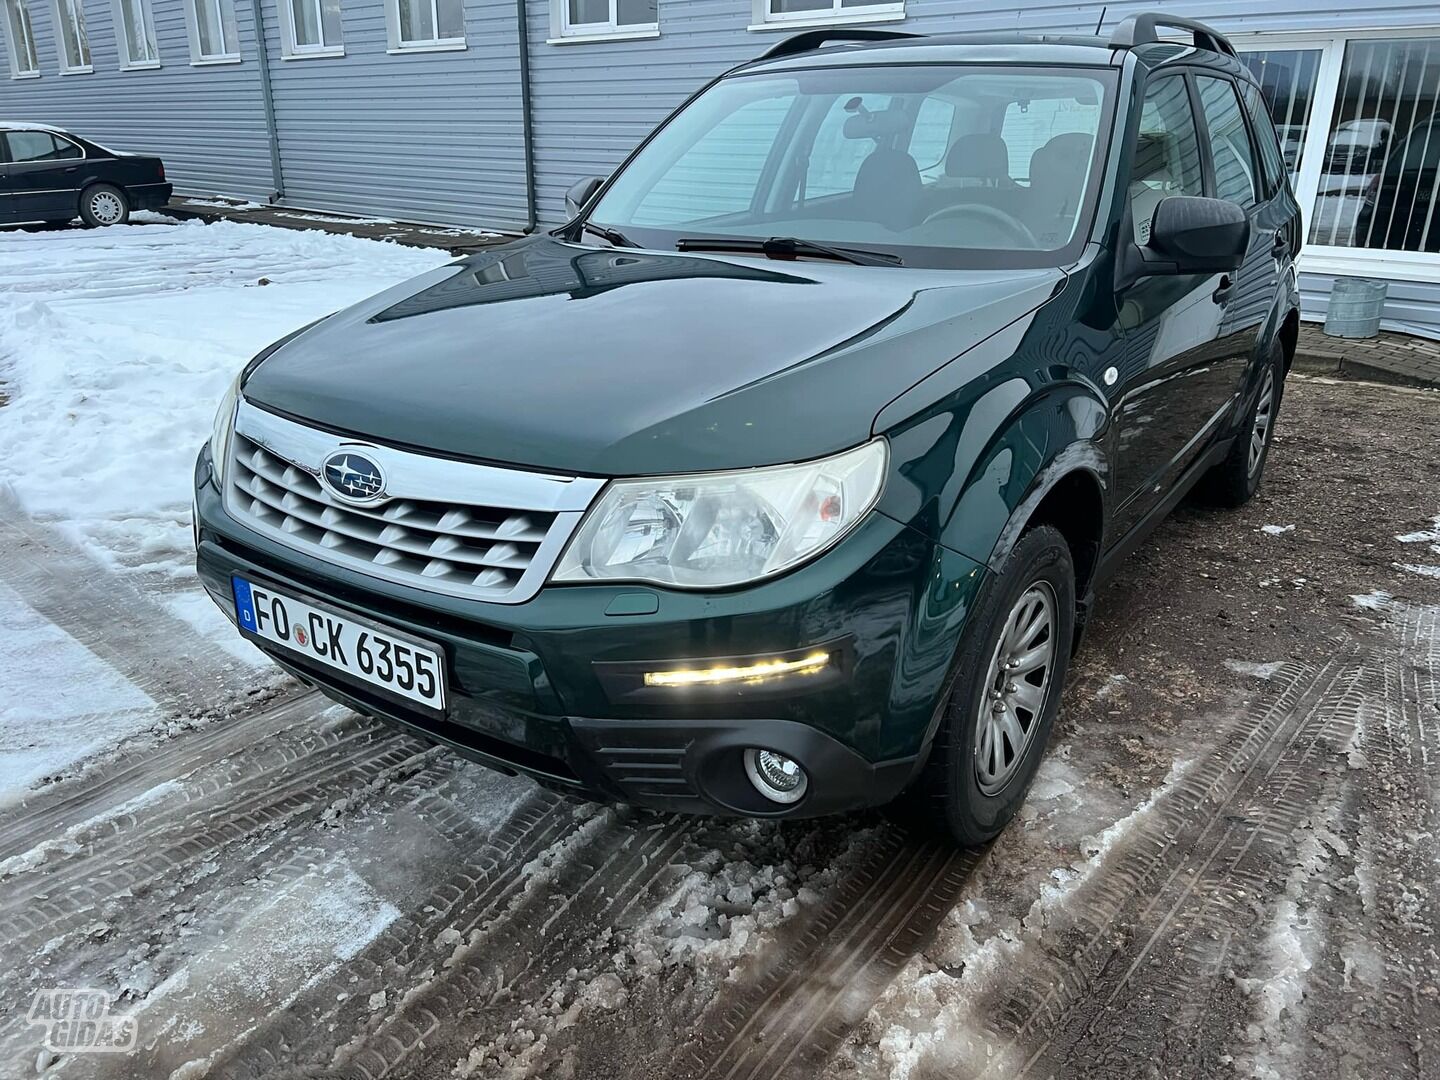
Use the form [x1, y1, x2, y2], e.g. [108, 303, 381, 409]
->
[1323, 277, 1388, 339]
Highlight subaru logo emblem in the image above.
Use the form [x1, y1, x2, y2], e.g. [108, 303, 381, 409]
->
[322, 450, 387, 504]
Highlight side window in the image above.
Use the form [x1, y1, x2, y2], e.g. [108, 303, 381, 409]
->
[1130, 76, 1205, 244]
[1197, 76, 1259, 208]
[630, 94, 796, 226]
[804, 94, 893, 199]
[6, 131, 75, 162]
[1240, 81, 1287, 197]
[909, 97, 955, 179]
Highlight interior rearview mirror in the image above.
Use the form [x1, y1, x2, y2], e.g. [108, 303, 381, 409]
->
[1124, 196, 1250, 284]
[565, 175, 605, 219]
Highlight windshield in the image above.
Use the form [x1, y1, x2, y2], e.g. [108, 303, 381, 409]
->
[586, 64, 1116, 269]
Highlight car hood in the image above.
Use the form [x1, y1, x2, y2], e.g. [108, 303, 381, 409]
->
[242, 235, 1064, 476]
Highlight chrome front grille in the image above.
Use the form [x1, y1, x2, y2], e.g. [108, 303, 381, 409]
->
[225, 401, 604, 604]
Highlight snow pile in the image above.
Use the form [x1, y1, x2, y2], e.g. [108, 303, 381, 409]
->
[0, 219, 449, 577]
[1260, 524, 1295, 536]
[1396, 513, 1440, 554]
[1350, 591, 1394, 611]
[0, 779, 179, 878]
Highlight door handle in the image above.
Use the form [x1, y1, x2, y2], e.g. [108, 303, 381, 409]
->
[1213, 274, 1235, 304]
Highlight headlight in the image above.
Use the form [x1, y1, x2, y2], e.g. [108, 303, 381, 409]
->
[553, 440, 887, 589]
[209, 375, 241, 487]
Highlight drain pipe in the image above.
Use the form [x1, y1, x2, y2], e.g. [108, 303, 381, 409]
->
[249, 0, 284, 202]
[515, 0, 538, 232]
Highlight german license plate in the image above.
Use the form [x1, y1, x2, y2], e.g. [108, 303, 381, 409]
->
[232, 577, 446, 710]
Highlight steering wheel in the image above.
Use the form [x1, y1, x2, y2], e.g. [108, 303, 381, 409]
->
[921, 203, 1040, 248]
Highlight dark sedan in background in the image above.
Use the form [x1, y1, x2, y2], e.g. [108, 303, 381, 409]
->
[0, 122, 171, 227]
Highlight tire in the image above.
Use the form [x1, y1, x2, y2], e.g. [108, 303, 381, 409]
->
[79, 184, 130, 227]
[911, 525, 1076, 847]
[1196, 340, 1285, 508]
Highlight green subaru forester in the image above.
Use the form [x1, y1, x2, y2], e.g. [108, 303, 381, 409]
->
[196, 13, 1301, 845]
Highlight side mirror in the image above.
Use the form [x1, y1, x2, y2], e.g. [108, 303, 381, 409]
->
[564, 175, 605, 219]
[1134, 196, 1249, 278]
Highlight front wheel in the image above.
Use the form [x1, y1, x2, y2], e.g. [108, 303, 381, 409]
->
[79, 184, 130, 227]
[912, 525, 1075, 847]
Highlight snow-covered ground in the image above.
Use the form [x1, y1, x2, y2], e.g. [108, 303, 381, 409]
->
[0, 219, 450, 795]
[0, 219, 447, 579]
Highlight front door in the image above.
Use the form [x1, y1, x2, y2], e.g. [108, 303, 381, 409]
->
[1110, 72, 1234, 537]
[1, 131, 85, 221]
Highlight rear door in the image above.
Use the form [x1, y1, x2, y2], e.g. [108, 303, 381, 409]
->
[1194, 74, 1278, 382]
[2, 131, 85, 220]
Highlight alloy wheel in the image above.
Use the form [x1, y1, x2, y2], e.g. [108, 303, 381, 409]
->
[89, 191, 125, 225]
[1248, 368, 1275, 477]
[974, 581, 1056, 796]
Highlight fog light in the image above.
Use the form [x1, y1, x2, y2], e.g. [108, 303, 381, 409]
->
[744, 748, 808, 804]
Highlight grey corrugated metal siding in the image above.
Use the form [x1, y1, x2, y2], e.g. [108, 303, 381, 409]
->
[0, 0, 274, 199]
[261, 0, 527, 227]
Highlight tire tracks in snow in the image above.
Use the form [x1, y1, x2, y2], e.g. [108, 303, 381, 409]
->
[679, 829, 980, 1080]
[921, 608, 1435, 1078]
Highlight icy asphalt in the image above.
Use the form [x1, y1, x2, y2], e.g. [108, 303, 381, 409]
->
[1, 219, 1438, 1080]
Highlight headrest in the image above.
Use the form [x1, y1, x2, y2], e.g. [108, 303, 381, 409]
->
[945, 133, 1011, 180]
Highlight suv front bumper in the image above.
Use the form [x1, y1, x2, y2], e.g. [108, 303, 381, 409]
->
[194, 451, 986, 818]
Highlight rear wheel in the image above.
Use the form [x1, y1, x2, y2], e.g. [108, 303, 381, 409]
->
[79, 184, 130, 227]
[912, 525, 1075, 847]
[1197, 341, 1284, 507]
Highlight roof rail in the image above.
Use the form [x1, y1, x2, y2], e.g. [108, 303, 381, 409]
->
[1108, 13, 1237, 58]
[756, 28, 921, 62]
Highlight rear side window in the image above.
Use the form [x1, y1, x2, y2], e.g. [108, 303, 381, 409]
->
[1130, 75, 1205, 244]
[1197, 76, 1259, 208]
[5, 131, 82, 162]
[1239, 81, 1287, 197]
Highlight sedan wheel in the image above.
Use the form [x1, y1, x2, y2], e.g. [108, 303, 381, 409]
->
[974, 582, 1056, 795]
[81, 185, 130, 227]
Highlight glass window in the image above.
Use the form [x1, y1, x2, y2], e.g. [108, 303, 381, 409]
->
[394, 0, 463, 46]
[1240, 81, 1287, 197]
[117, 0, 159, 66]
[286, 0, 341, 52]
[558, 0, 655, 36]
[1319, 36, 1440, 252]
[189, 0, 238, 59]
[1001, 94, 1103, 180]
[630, 91, 797, 225]
[760, 0, 903, 23]
[53, 0, 92, 71]
[1197, 76, 1259, 207]
[910, 96, 954, 177]
[1239, 48, 1322, 183]
[3, 0, 40, 76]
[1130, 75, 1205, 244]
[589, 65, 1114, 268]
[6, 131, 81, 161]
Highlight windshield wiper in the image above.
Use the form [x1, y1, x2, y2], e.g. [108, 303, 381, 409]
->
[581, 221, 638, 248]
[675, 236, 903, 267]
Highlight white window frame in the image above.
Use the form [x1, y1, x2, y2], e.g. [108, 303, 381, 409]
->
[547, 0, 658, 45]
[185, 0, 240, 64]
[384, 0, 465, 53]
[52, 0, 93, 74]
[3, 0, 41, 77]
[748, 0, 904, 34]
[278, 0, 343, 58]
[111, 0, 160, 69]
[1233, 26, 1440, 285]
